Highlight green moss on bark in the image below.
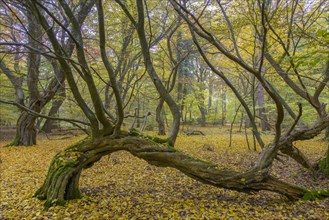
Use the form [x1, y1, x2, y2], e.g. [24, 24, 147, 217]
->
[129, 128, 168, 145]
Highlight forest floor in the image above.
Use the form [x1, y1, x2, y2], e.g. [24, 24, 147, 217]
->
[0, 127, 328, 219]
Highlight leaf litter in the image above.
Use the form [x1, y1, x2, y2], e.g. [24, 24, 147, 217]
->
[0, 133, 328, 219]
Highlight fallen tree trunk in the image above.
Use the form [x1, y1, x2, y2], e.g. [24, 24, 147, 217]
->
[35, 134, 310, 209]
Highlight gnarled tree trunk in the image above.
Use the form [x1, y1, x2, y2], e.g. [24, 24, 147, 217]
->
[35, 116, 329, 208]
[13, 112, 38, 146]
[35, 134, 308, 209]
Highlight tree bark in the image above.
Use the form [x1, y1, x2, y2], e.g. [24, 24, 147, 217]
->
[156, 98, 166, 135]
[221, 82, 227, 126]
[257, 83, 270, 131]
[41, 84, 66, 133]
[13, 111, 38, 146]
[325, 127, 329, 141]
[131, 0, 181, 145]
[11, 7, 43, 146]
[41, 102, 62, 133]
[280, 143, 314, 170]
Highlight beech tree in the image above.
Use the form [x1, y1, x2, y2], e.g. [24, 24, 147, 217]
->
[0, 0, 328, 209]
[0, 0, 95, 145]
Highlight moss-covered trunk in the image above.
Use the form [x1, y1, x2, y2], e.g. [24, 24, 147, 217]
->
[34, 135, 311, 209]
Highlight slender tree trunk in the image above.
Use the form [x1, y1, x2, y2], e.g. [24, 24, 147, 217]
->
[221, 82, 226, 126]
[136, 96, 141, 128]
[208, 80, 213, 112]
[176, 31, 184, 119]
[156, 98, 166, 135]
[196, 79, 207, 126]
[214, 99, 219, 124]
[257, 83, 270, 131]
[41, 85, 66, 133]
[239, 112, 244, 132]
[239, 75, 251, 128]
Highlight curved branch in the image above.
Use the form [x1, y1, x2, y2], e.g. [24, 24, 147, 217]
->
[216, 0, 243, 60]
[96, 0, 124, 135]
[117, 0, 181, 145]
[57, 0, 112, 131]
[314, 61, 329, 104]
[286, 103, 302, 136]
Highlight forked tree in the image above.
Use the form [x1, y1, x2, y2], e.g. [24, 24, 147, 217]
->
[0, 0, 328, 209]
[0, 0, 95, 145]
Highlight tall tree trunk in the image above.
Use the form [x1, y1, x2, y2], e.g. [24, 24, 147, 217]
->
[196, 77, 207, 127]
[214, 99, 219, 124]
[198, 106, 207, 127]
[41, 102, 62, 133]
[12, 8, 43, 146]
[208, 80, 213, 112]
[239, 75, 251, 128]
[176, 31, 184, 119]
[136, 94, 141, 128]
[257, 83, 270, 131]
[41, 85, 66, 133]
[221, 82, 227, 126]
[156, 98, 166, 135]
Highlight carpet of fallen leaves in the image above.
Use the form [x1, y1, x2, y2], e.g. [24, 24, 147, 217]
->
[0, 128, 328, 219]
